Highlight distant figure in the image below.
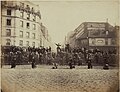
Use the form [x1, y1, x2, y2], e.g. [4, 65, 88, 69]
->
[94, 52, 99, 64]
[52, 63, 58, 69]
[103, 52, 109, 64]
[69, 62, 73, 69]
[11, 53, 17, 68]
[68, 57, 75, 69]
[87, 53, 93, 69]
[103, 64, 109, 70]
[103, 52, 109, 70]
[48, 46, 51, 52]
[65, 44, 70, 53]
[31, 55, 36, 68]
[87, 60, 92, 69]
[55, 43, 61, 54]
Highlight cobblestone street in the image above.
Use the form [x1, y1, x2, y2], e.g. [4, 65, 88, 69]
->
[1, 65, 119, 92]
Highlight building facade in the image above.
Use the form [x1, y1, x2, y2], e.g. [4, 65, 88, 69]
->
[66, 22, 118, 51]
[1, 1, 52, 48]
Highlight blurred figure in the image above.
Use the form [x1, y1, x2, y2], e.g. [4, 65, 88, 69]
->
[11, 52, 17, 68]
[52, 62, 58, 69]
[103, 52, 109, 70]
[103, 64, 109, 70]
[87, 60, 92, 69]
[31, 53, 36, 68]
[87, 53, 93, 69]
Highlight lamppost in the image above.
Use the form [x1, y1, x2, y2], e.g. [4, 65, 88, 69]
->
[87, 36, 89, 50]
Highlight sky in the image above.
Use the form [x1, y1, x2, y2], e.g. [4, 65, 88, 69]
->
[33, 0, 119, 44]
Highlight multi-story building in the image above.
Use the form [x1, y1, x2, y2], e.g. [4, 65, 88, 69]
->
[1, 1, 52, 48]
[41, 24, 53, 48]
[66, 22, 118, 51]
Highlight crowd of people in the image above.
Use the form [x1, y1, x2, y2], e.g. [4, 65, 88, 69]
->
[1, 45, 53, 68]
[1, 44, 118, 69]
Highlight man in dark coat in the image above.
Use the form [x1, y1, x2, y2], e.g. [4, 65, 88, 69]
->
[103, 52, 109, 70]
[69, 57, 74, 69]
[31, 53, 37, 68]
[32, 56, 36, 68]
[11, 52, 17, 68]
[87, 53, 93, 69]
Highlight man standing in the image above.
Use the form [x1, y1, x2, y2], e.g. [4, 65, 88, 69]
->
[11, 52, 17, 68]
[31, 53, 36, 68]
[87, 53, 93, 69]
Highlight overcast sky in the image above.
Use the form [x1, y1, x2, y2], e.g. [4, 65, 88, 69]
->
[33, 0, 119, 44]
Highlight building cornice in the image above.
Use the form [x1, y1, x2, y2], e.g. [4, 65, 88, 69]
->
[1, 1, 41, 19]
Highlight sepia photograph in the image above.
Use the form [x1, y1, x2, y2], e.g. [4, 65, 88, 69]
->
[0, 0, 119, 92]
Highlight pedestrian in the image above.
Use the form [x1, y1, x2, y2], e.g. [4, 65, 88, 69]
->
[87, 60, 92, 69]
[94, 52, 99, 64]
[52, 62, 58, 69]
[11, 52, 17, 68]
[102, 52, 110, 70]
[87, 53, 93, 69]
[69, 57, 73, 69]
[103, 63, 109, 70]
[31, 54, 36, 68]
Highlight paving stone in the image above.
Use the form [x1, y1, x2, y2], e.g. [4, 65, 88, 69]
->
[1, 65, 119, 92]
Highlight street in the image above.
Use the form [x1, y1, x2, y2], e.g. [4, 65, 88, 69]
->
[1, 65, 119, 92]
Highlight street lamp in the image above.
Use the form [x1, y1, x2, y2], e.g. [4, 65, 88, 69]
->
[87, 36, 89, 50]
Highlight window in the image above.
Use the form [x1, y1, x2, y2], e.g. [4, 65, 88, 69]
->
[33, 15, 36, 21]
[26, 32, 30, 38]
[32, 33, 35, 39]
[32, 42, 35, 47]
[26, 22, 30, 28]
[20, 2, 24, 8]
[6, 29, 11, 36]
[6, 39, 11, 45]
[7, 9, 11, 15]
[20, 20, 23, 27]
[20, 11, 24, 18]
[19, 31, 23, 38]
[111, 39, 116, 45]
[31, 7, 34, 12]
[26, 5, 30, 10]
[19, 40, 23, 46]
[89, 30, 100, 37]
[27, 13, 30, 20]
[33, 24, 36, 30]
[100, 30, 106, 36]
[6, 19, 11, 26]
[26, 41, 29, 46]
